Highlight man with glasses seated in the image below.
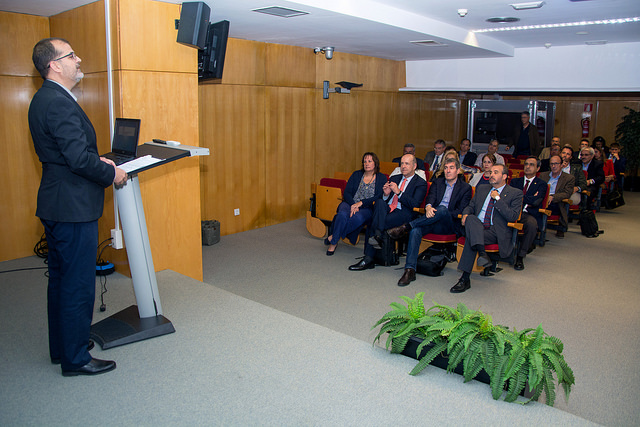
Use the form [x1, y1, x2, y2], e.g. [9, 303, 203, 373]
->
[540, 155, 575, 239]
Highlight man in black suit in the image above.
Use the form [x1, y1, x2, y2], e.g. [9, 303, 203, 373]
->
[349, 154, 427, 271]
[424, 139, 446, 172]
[451, 164, 523, 293]
[28, 38, 127, 376]
[386, 157, 472, 286]
[540, 155, 575, 239]
[392, 143, 425, 170]
[580, 147, 605, 210]
[510, 157, 547, 270]
[459, 138, 477, 168]
[508, 111, 541, 157]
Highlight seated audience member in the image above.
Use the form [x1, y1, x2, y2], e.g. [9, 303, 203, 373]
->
[573, 138, 590, 163]
[508, 111, 541, 157]
[424, 139, 446, 173]
[560, 145, 588, 206]
[474, 138, 505, 167]
[540, 155, 575, 239]
[430, 150, 463, 182]
[609, 142, 626, 191]
[510, 157, 547, 270]
[595, 147, 615, 185]
[348, 154, 428, 271]
[450, 165, 523, 293]
[592, 135, 609, 158]
[325, 152, 386, 255]
[469, 153, 496, 188]
[538, 136, 561, 160]
[392, 143, 425, 170]
[459, 138, 477, 167]
[386, 157, 472, 286]
[539, 144, 561, 172]
[581, 147, 605, 210]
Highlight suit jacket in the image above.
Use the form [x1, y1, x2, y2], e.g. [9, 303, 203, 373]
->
[426, 176, 472, 235]
[584, 160, 605, 188]
[382, 173, 428, 213]
[511, 123, 541, 157]
[28, 80, 115, 222]
[460, 151, 477, 167]
[463, 184, 523, 258]
[343, 170, 386, 208]
[392, 156, 425, 170]
[567, 163, 588, 193]
[539, 171, 575, 204]
[510, 176, 547, 222]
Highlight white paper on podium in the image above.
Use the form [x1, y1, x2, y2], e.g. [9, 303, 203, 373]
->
[119, 155, 162, 173]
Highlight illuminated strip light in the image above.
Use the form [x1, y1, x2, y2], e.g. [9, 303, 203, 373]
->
[473, 17, 640, 33]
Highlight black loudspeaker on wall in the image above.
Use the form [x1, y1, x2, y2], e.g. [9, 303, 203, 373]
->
[177, 2, 211, 49]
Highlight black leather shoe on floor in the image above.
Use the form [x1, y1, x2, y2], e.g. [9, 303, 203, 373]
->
[514, 256, 525, 271]
[450, 277, 471, 293]
[326, 249, 335, 256]
[397, 268, 416, 286]
[348, 258, 375, 271]
[51, 340, 95, 365]
[62, 358, 116, 377]
[387, 224, 409, 240]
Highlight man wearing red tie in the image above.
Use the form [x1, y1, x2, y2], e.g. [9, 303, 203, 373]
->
[510, 157, 547, 270]
[349, 154, 427, 271]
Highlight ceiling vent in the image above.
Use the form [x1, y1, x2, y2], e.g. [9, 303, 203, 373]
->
[252, 6, 309, 18]
[410, 40, 448, 47]
[486, 17, 520, 23]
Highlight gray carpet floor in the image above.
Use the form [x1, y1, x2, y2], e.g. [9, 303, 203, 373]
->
[1, 193, 638, 426]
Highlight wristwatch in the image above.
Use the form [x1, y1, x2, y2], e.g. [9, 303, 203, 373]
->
[495, 195, 501, 201]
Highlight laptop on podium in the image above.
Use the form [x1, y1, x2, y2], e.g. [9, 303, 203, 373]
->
[101, 118, 141, 165]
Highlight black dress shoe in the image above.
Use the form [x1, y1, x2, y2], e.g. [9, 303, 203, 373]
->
[397, 268, 416, 286]
[348, 257, 375, 271]
[387, 224, 409, 240]
[514, 256, 525, 271]
[51, 340, 95, 364]
[450, 277, 471, 293]
[326, 249, 335, 256]
[62, 358, 116, 377]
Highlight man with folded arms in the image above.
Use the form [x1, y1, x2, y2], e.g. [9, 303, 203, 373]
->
[451, 165, 522, 293]
[386, 157, 472, 286]
[540, 155, 575, 239]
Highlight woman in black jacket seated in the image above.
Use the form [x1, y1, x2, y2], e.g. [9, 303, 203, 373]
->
[326, 152, 386, 256]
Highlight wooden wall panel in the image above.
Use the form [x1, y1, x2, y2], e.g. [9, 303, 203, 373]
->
[356, 91, 396, 162]
[219, 38, 266, 86]
[0, 12, 49, 76]
[393, 92, 428, 159]
[117, 0, 195, 73]
[265, 87, 316, 225]
[315, 52, 360, 89]
[594, 100, 640, 147]
[357, 55, 406, 92]
[265, 43, 315, 88]
[49, 1, 107, 74]
[198, 84, 267, 234]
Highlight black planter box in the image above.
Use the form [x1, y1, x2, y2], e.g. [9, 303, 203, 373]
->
[400, 336, 531, 398]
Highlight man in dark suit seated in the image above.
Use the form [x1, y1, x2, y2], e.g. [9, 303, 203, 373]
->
[540, 155, 575, 239]
[459, 138, 477, 168]
[424, 139, 446, 172]
[580, 147, 605, 210]
[392, 143, 425, 170]
[510, 157, 547, 270]
[349, 154, 427, 271]
[450, 164, 523, 293]
[609, 142, 626, 192]
[29, 38, 128, 376]
[386, 157, 472, 286]
[560, 145, 588, 207]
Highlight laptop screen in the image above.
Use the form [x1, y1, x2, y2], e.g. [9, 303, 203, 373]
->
[112, 118, 141, 155]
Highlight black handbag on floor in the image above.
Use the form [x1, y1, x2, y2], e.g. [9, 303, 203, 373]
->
[416, 246, 448, 276]
[579, 209, 599, 237]
[373, 233, 399, 266]
[604, 188, 625, 209]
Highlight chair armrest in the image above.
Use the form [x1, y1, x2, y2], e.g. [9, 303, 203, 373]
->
[507, 222, 524, 231]
[414, 207, 426, 214]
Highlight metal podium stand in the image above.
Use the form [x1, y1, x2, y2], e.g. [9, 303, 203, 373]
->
[90, 143, 208, 349]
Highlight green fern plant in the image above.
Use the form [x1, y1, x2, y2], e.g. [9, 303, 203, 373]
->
[372, 295, 575, 406]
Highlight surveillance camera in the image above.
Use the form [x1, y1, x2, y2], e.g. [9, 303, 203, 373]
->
[324, 47, 334, 60]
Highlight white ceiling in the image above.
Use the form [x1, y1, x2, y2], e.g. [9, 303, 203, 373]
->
[2, 0, 639, 60]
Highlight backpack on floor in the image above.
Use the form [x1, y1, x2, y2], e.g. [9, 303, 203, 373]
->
[579, 209, 599, 237]
[373, 233, 399, 266]
[416, 246, 448, 276]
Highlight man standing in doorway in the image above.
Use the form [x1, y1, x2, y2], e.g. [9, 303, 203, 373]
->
[509, 111, 541, 157]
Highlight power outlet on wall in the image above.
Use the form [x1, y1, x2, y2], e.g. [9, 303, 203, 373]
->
[234, 208, 240, 216]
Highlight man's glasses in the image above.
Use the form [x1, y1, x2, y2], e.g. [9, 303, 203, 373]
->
[48, 51, 77, 68]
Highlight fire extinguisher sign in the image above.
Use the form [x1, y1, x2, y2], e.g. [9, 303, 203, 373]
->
[582, 103, 593, 137]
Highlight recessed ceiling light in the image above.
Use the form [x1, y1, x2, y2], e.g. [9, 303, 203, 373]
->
[486, 17, 520, 23]
[510, 1, 545, 10]
[585, 40, 608, 45]
[252, 6, 309, 18]
[576, 31, 589, 35]
[410, 40, 448, 47]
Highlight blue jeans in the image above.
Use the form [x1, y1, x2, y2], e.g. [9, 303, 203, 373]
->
[405, 206, 454, 270]
[330, 202, 373, 245]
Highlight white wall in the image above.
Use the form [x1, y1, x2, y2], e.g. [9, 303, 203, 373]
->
[405, 42, 640, 92]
